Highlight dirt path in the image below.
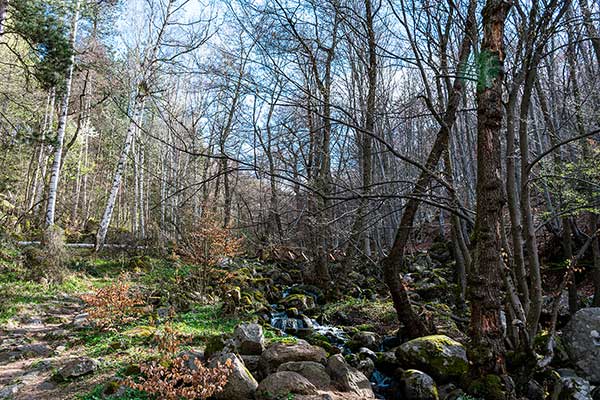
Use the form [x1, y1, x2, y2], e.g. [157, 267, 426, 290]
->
[0, 295, 106, 400]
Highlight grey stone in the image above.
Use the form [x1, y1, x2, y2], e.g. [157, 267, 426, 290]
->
[256, 371, 317, 399]
[564, 308, 600, 383]
[326, 354, 374, 398]
[400, 369, 439, 400]
[56, 357, 98, 380]
[259, 342, 327, 376]
[209, 352, 258, 400]
[278, 361, 331, 389]
[233, 323, 265, 355]
[395, 335, 467, 381]
[554, 369, 593, 400]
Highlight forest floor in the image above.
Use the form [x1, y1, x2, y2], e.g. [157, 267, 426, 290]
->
[1, 243, 597, 400]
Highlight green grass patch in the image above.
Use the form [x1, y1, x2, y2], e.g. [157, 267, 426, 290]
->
[171, 304, 242, 338]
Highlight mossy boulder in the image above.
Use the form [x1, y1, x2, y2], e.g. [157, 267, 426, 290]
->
[395, 335, 468, 381]
[467, 374, 510, 400]
[280, 294, 316, 312]
[400, 369, 439, 400]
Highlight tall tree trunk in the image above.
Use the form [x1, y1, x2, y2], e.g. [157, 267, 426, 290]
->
[381, 0, 476, 339]
[45, 0, 80, 228]
[469, 0, 511, 378]
[95, 100, 145, 250]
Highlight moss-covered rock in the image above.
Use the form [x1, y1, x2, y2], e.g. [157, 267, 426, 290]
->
[395, 335, 468, 381]
[279, 294, 316, 312]
[467, 374, 509, 400]
[400, 369, 439, 400]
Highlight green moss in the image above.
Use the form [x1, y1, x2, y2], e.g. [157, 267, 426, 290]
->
[396, 335, 468, 379]
[467, 374, 506, 400]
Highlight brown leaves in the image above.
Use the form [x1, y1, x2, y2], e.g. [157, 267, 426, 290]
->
[80, 274, 144, 331]
[124, 351, 233, 400]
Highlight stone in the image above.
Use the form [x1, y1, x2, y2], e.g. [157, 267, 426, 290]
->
[400, 369, 439, 400]
[358, 347, 377, 360]
[256, 371, 317, 399]
[554, 369, 593, 400]
[56, 357, 98, 380]
[71, 313, 90, 329]
[259, 342, 327, 376]
[326, 354, 375, 398]
[241, 354, 261, 374]
[525, 379, 545, 400]
[356, 357, 375, 379]
[375, 351, 400, 375]
[395, 335, 467, 381]
[563, 308, 600, 383]
[0, 384, 22, 399]
[348, 331, 382, 352]
[209, 353, 258, 400]
[233, 323, 265, 355]
[280, 294, 316, 312]
[16, 343, 53, 358]
[278, 361, 331, 389]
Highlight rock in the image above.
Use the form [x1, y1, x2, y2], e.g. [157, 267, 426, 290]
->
[280, 294, 316, 312]
[56, 357, 98, 380]
[71, 313, 89, 329]
[395, 335, 467, 381]
[259, 342, 327, 376]
[0, 384, 22, 399]
[563, 308, 600, 383]
[326, 354, 375, 398]
[278, 361, 331, 389]
[348, 331, 382, 352]
[180, 350, 205, 370]
[375, 351, 400, 375]
[209, 353, 258, 400]
[241, 354, 261, 374]
[382, 335, 402, 351]
[400, 369, 439, 400]
[16, 343, 53, 358]
[205, 335, 230, 359]
[356, 357, 374, 379]
[358, 347, 377, 360]
[525, 379, 545, 400]
[233, 323, 265, 355]
[256, 371, 318, 399]
[554, 368, 593, 400]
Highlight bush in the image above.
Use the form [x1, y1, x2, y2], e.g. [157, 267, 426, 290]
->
[124, 354, 232, 400]
[80, 274, 144, 330]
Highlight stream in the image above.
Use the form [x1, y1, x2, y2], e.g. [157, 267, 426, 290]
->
[268, 286, 394, 399]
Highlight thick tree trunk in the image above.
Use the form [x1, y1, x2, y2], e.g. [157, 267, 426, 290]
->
[469, 0, 511, 378]
[45, 0, 80, 228]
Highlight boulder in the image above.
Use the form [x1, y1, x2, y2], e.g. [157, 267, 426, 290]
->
[259, 342, 327, 376]
[56, 357, 98, 380]
[280, 294, 316, 312]
[256, 371, 318, 399]
[553, 368, 593, 400]
[241, 354, 261, 375]
[209, 353, 258, 400]
[233, 323, 265, 355]
[563, 308, 600, 383]
[278, 361, 331, 389]
[395, 335, 467, 381]
[348, 331, 382, 352]
[400, 369, 439, 400]
[326, 354, 375, 398]
[375, 351, 400, 375]
[356, 357, 375, 379]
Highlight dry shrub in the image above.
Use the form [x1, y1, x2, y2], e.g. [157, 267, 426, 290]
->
[125, 322, 233, 400]
[125, 355, 232, 400]
[80, 274, 144, 330]
[180, 211, 242, 267]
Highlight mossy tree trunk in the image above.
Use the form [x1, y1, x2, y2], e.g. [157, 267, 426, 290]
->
[469, 0, 511, 378]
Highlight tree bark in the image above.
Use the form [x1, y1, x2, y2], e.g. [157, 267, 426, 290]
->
[469, 0, 511, 378]
[44, 0, 80, 228]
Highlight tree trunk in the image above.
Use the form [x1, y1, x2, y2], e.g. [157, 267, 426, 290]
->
[95, 100, 145, 250]
[469, 0, 511, 378]
[381, 0, 476, 339]
[44, 0, 80, 228]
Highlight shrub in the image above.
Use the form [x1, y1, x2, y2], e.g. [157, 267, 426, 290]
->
[124, 354, 232, 400]
[80, 275, 144, 330]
